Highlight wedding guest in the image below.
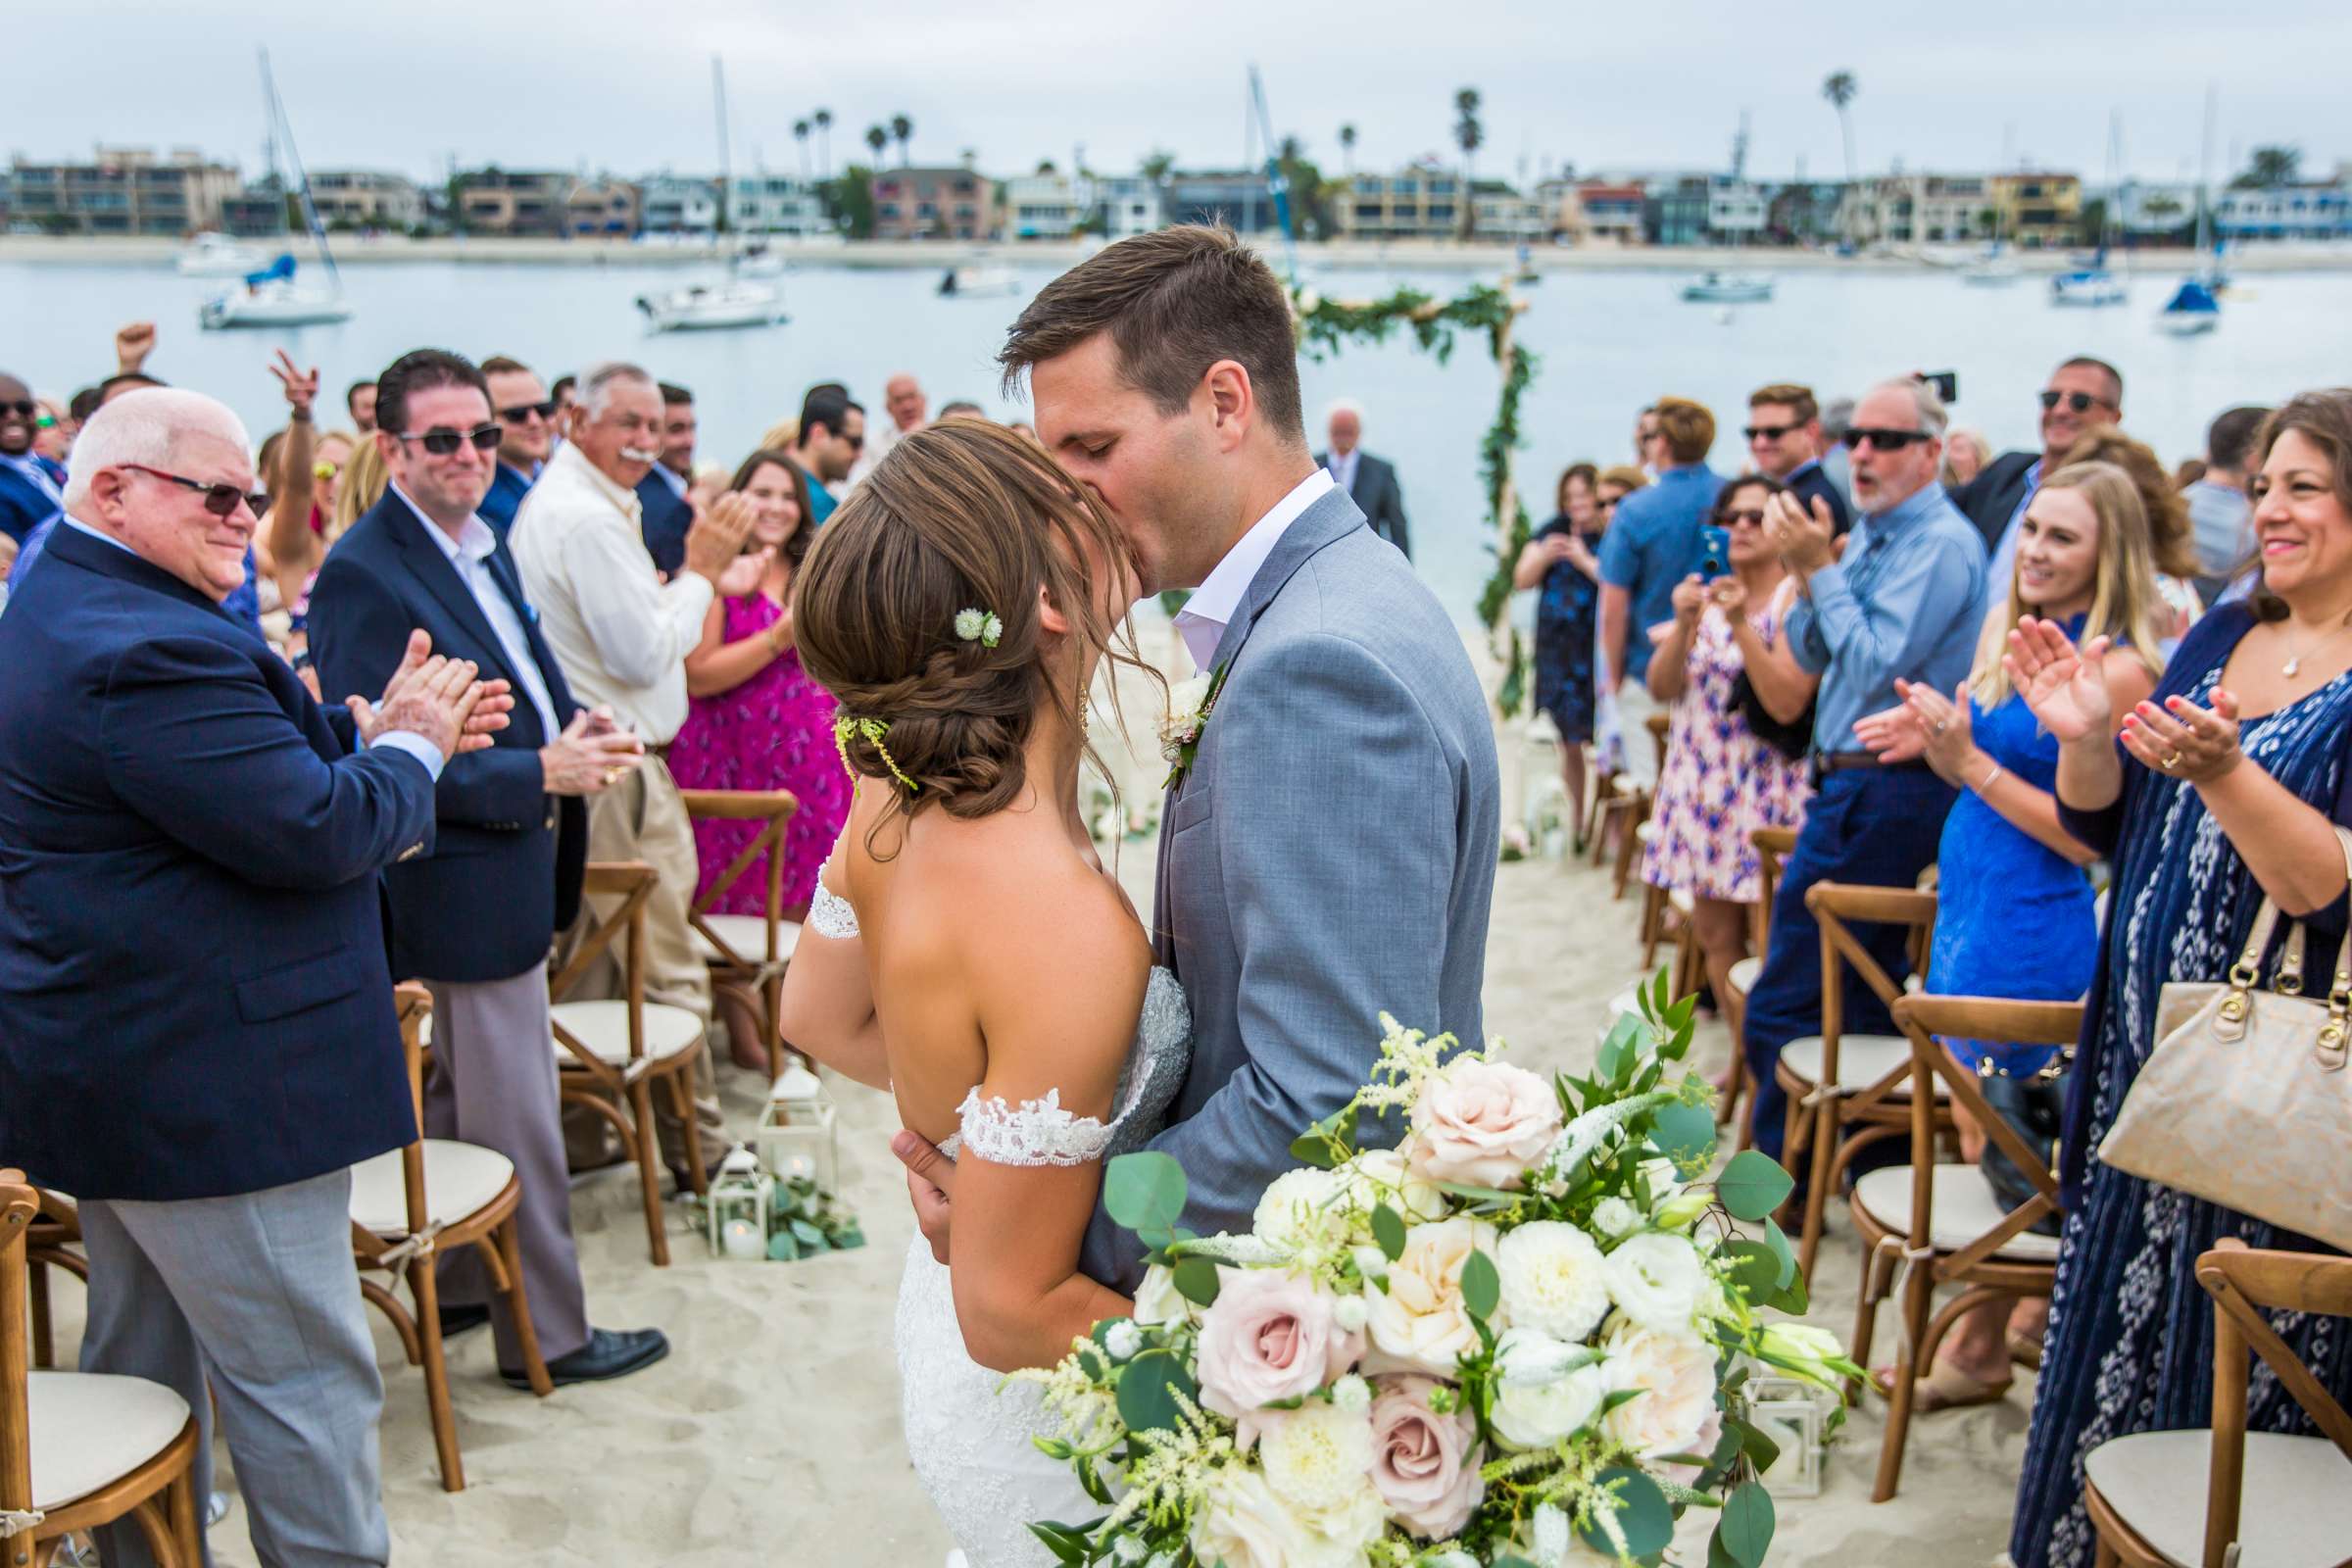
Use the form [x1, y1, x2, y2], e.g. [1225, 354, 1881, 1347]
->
[33, 395, 74, 466]
[480, 354, 558, 538]
[311, 348, 666, 1391]
[1599, 396, 1725, 790]
[1950, 354, 2124, 574]
[635, 381, 698, 575]
[1746, 382, 1850, 533]
[849, 370, 928, 485]
[512, 362, 757, 1181]
[1642, 475, 1818, 1018]
[1818, 395, 1856, 506]
[346, 376, 378, 433]
[1596, 464, 1648, 514]
[1514, 462, 1607, 844]
[1740, 376, 1987, 1161]
[0, 386, 496, 1568]
[1634, 404, 1660, 473]
[2007, 391, 2352, 1568]
[935, 399, 987, 421]
[0, 370, 64, 562]
[2053, 425, 2208, 639]
[2183, 404, 2273, 601]
[550, 372, 579, 421]
[788, 386, 864, 527]
[1854, 459, 2167, 1411]
[1941, 428, 1992, 489]
[1317, 399, 1412, 559]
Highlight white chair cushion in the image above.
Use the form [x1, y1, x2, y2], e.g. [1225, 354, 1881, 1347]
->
[1781, 1034, 1946, 1098]
[27, 1370, 189, 1509]
[1729, 956, 1762, 998]
[1636, 819, 1660, 846]
[348, 1139, 515, 1235]
[1669, 887, 1694, 915]
[1852, 1163, 2061, 1263]
[692, 914, 802, 965]
[551, 1000, 704, 1066]
[2084, 1429, 2352, 1568]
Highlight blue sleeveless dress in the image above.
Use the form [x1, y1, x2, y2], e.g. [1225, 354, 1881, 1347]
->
[2011, 605, 2352, 1568]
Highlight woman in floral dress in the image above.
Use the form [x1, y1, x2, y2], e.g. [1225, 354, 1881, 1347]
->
[670, 450, 852, 934]
[1641, 475, 1817, 1012]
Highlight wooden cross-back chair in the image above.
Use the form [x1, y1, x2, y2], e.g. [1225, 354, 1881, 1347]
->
[23, 1195, 82, 1372]
[1856, 993, 2081, 1502]
[680, 789, 802, 1081]
[1781, 881, 1951, 1280]
[351, 984, 552, 1493]
[547, 861, 709, 1266]
[2084, 1240, 2352, 1567]
[2, 1169, 201, 1568]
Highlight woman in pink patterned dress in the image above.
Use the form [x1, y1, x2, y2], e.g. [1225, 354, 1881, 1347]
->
[1641, 475, 1818, 1012]
[670, 450, 851, 931]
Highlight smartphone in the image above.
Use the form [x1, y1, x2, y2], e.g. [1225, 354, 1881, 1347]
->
[1918, 369, 1959, 405]
[1698, 523, 1731, 581]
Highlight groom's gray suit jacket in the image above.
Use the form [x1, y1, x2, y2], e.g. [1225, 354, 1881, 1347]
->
[1079, 483, 1500, 1290]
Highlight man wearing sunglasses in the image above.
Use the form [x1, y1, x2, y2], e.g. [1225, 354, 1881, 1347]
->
[1740, 375, 1987, 1166]
[1745, 382, 1850, 536]
[787, 384, 865, 527]
[479, 354, 557, 539]
[0, 370, 66, 574]
[1949, 355, 2124, 583]
[0, 384, 508, 1568]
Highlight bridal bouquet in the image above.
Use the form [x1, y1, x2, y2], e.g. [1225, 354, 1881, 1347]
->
[1017, 978, 1854, 1568]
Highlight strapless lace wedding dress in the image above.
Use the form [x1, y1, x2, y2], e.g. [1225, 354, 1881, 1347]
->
[810, 886, 1194, 1568]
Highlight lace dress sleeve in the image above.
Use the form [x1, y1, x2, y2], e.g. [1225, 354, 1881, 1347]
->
[808, 882, 859, 939]
[953, 1088, 1117, 1168]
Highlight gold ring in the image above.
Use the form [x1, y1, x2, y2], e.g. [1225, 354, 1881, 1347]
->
[604, 767, 621, 785]
[2161, 752, 2181, 771]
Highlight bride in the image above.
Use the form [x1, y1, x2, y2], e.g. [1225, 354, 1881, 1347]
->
[776, 417, 1192, 1568]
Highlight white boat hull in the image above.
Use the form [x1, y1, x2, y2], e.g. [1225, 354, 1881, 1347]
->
[2155, 312, 2219, 337]
[199, 289, 353, 330]
[646, 304, 787, 331]
[1680, 275, 1773, 304]
[636, 282, 786, 331]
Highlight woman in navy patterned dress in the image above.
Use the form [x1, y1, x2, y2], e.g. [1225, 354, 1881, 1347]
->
[2006, 394, 2352, 1568]
[1515, 463, 1613, 842]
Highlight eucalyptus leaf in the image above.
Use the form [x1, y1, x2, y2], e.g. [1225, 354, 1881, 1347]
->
[1734, 1415, 1783, 1475]
[1716, 1150, 1794, 1221]
[1649, 1101, 1719, 1177]
[1576, 1465, 1673, 1558]
[1762, 1218, 1798, 1290]
[1460, 1247, 1500, 1320]
[1714, 1482, 1776, 1568]
[1173, 1256, 1221, 1307]
[1103, 1152, 1188, 1232]
[1721, 1240, 1782, 1301]
[1115, 1350, 1196, 1432]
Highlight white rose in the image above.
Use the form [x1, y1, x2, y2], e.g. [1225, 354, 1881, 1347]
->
[1158, 674, 1215, 760]
[1191, 1469, 1309, 1568]
[1496, 1221, 1613, 1343]
[1341, 1147, 1449, 1223]
[1257, 1400, 1379, 1519]
[1592, 1197, 1642, 1238]
[1601, 1325, 1722, 1465]
[1253, 1167, 1344, 1252]
[1605, 1231, 1709, 1336]
[1490, 1326, 1608, 1449]
[1363, 1217, 1502, 1376]
[1132, 1265, 1192, 1328]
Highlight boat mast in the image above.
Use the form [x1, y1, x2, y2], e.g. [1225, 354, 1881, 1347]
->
[712, 56, 731, 237]
[2195, 82, 2217, 272]
[261, 48, 341, 290]
[1247, 66, 1298, 285]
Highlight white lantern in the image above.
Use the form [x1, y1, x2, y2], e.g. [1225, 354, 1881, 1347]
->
[1745, 1375, 1831, 1497]
[706, 1145, 770, 1261]
[758, 1062, 839, 1192]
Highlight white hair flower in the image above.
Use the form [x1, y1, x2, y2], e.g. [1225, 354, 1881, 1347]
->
[954, 608, 1003, 648]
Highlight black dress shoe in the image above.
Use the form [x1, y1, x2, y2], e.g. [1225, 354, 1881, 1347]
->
[501, 1326, 669, 1391]
[437, 1303, 491, 1339]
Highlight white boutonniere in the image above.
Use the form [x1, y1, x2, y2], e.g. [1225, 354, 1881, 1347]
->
[1158, 662, 1230, 790]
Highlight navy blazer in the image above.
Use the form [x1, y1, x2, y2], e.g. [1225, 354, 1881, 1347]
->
[0, 459, 62, 544]
[310, 491, 587, 984]
[0, 522, 431, 1201]
[1316, 450, 1411, 560]
[635, 469, 692, 577]
[479, 462, 536, 540]
[1949, 449, 2040, 555]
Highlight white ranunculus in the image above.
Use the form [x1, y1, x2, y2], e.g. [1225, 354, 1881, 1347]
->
[1342, 1147, 1448, 1223]
[1192, 1469, 1309, 1568]
[1363, 1217, 1502, 1376]
[1131, 1264, 1192, 1328]
[1256, 1400, 1379, 1519]
[1103, 1321, 1142, 1361]
[1253, 1167, 1345, 1252]
[1592, 1197, 1642, 1238]
[1496, 1221, 1613, 1343]
[1489, 1326, 1608, 1449]
[1601, 1325, 1722, 1464]
[1605, 1231, 1709, 1336]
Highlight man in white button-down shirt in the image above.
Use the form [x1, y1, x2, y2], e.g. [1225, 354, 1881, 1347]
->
[512, 362, 758, 1179]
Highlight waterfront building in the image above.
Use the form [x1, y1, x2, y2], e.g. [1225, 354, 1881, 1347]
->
[2216, 180, 2352, 241]
[1093, 175, 1164, 240]
[563, 177, 640, 237]
[6, 146, 241, 236]
[2117, 178, 2203, 241]
[640, 173, 720, 234]
[452, 169, 570, 237]
[1472, 180, 1550, 242]
[1337, 160, 1463, 241]
[1573, 181, 1647, 245]
[310, 171, 424, 231]
[871, 165, 998, 241]
[1837, 173, 1999, 246]
[1989, 172, 2082, 249]
[1163, 171, 1288, 233]
[1004, 171, 1087, 239]
[725, 173, 826, 236]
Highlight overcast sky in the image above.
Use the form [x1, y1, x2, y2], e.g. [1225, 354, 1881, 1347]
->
[13, 1, 2347, 189]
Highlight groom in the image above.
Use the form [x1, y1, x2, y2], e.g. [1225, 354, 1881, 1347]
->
[896, 225, 1499, 1290]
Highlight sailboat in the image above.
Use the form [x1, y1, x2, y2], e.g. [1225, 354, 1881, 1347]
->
[201, 51, 351, 330]
[2157, 86, 2225, 337]
[2053, 114, 2128, 309]
[637, 58, 784, 332]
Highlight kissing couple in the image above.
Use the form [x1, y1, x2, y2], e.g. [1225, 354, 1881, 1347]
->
[778, 225, 1501, 1567]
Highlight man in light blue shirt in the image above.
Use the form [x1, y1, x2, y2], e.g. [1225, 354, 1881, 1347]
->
[1598, 395, 1724, 786]
[1741, 376, 1987, 1162]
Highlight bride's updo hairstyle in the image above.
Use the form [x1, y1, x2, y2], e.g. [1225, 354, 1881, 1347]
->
[794, 416, 1151, 820]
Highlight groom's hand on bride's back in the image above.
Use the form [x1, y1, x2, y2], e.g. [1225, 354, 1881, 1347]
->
[892, 1129, 956, 1264]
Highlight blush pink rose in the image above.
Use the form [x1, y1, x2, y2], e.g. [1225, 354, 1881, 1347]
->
[1406, 1058, 1562, 1190]
[1196, 1268, 1366, 1426]
[1368, 1375, 1485, 1540]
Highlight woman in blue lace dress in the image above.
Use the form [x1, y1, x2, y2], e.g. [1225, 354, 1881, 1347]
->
[1856, 461, 2167, 1412]
[2005, 394, 2352, 1568]
[1514, 463, 1614, 843]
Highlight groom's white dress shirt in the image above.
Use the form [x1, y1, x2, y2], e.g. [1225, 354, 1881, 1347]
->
[1172, 467, 1334, 672]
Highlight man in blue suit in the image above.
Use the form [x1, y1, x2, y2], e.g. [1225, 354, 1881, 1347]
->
[632, 380, 697, 574]
[313, 348, 664, 1393]
[476, 354, 557, 539]
[0, 369, 66, 567]
[0, 386, 502, 1568]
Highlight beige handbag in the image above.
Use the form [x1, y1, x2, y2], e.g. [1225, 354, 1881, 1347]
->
[2097, 826, 2352, 1250]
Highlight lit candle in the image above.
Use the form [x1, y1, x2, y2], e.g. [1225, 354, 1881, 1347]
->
[721, 1217, 763, 1261]
[788, 1155, 812, 1180]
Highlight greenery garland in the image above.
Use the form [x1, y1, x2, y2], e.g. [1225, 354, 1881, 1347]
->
[1293, 282, 1540, 715]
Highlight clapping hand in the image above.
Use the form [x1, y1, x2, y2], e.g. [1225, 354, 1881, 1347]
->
[1853, 702, 1928, 763]
[268, 349, 318, 416]
[540, 708, 646, 796]
[2003, 617, 2113, 745]
[716, 546, 776, 600]
[1766, 490, 1837, 573]
[682, 490, 759, 587]
[345, 630, 513, 757]
[1897, 678, 1976, 784]
[2119, 689, 2242, 783]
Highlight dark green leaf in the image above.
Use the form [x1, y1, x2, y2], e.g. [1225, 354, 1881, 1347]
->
[1767, 1273, 1811, 1316]
[1734, 1415, 1783, 1475]
[1721, 1240, 1781, 1302]
[1433, 1181, 1525, 1203]
[1103, 1152, 1188, 1232]
[1577, 1466, 1673, 1558]
[1115, 1350, 1196, 1432]
[1596, 1013, 1643, 1082]
[1461, 1248, 1500, 1320]
[1287, 1128, 1339, 1169]
[1762, 1218, 1798, 1291]
[1649, 1100, 1719, 1177]
[1173, 1256, 1221, 1307]
[1598, 1386, 1646, 1417]
[1371, 1202, 1407, 1262]
[1716, 1151, 1794, 1221]
[1026, 1521, 1090, 1566]
[1714, 1482, 1775, 1568]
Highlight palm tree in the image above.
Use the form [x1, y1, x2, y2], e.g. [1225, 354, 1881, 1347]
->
[1452, 86, 1484, 240]
[1822, 71, 1859, 240]
[813, 107, 834, 178]
[1141, 148, 1176, 185]
[2236, 144, 2300, 188]
[891, 114, 913, 170]
[1339, 122, 1357, 177]
[864, 123, 888, 168]
[793, 118, 811, 182]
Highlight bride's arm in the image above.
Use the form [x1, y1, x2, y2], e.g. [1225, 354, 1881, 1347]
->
[776, 852, 892, 1092]
[948, 902, 1149, 1373]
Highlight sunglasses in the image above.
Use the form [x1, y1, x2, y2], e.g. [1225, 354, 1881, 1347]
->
[844, 432, 865, 451]
[499, 400, 559, 425]
[35, 414, 58, 430]
[1743, 423, 1802, 442]
[122, 463, 268, 517]
[2039, 389, 2112, 415]
[0, 400, 35, 419]
[1723, 509, 1768, 526]
[1841, 427, 1932, 451]
[396, 423, 503, 456]
[313, 459, 340, 481]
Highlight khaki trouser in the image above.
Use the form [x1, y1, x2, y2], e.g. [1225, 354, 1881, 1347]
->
[558, 756, 728, 1176]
